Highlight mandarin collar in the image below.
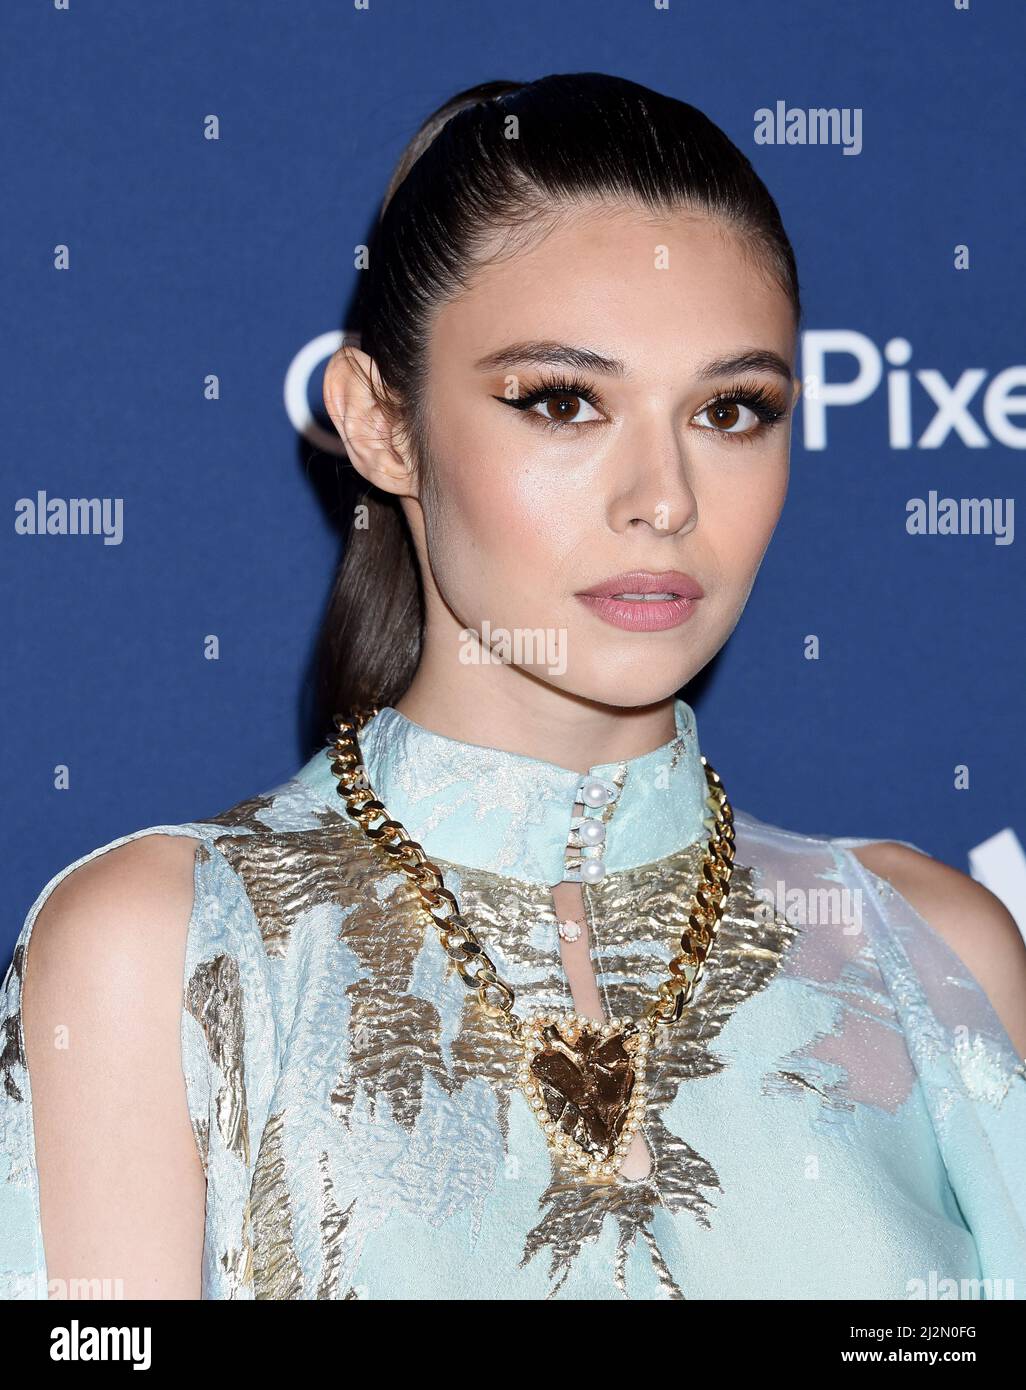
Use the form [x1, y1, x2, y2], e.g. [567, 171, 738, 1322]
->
[298, 697, 708, 887]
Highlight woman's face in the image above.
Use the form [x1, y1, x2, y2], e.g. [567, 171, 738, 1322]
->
[399, 202, 799, 709]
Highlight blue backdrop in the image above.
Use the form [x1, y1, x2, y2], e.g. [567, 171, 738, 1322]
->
[5, 0, 1025, 964]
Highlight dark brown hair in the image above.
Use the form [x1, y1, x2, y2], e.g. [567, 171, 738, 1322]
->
[315, 72, 801, 729]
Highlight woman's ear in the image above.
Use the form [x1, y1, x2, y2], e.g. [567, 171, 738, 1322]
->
[322, 345, 419, 498]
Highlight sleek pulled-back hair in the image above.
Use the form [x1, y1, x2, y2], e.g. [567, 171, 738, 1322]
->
[315, 72, 801, 726]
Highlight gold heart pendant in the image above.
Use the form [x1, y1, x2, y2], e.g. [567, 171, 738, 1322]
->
[517, 1011, 651, 1182]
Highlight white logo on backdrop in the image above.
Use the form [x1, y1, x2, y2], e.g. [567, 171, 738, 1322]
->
[970, 829, 1026, 940]
[284, 330, 353, 456]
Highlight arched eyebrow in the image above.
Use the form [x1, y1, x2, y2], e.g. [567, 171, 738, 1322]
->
[473, 341, 794, 384]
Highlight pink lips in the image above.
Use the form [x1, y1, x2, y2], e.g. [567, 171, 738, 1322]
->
[575, 570, 704, 632]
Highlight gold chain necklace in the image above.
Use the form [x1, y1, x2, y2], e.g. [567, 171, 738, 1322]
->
[330, 707, 736, 1183]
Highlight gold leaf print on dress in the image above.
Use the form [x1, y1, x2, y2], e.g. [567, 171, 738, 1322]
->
[445, 862, 570, 1153]
[521, 1113, 722, 1298]
[366, 843, 799, 1298]
[443, 858, 602, 1155]
[213, 823, 357, 959]
[191, 1116, 210, 1178]
[545, 850, 798, 1296]
[267, 808, 798, 1297]
[328, 832, 454, 1133]
[251, 1110, 305, 1299]
[203, 793, 277, 832]
[332, 986, 450, 1134]
[219, 1195, 255, 1300]
[185, 953, 251, 1165]
[316, 1150, 359, 1300]
[213, 813, 415, 962]
[1, 945, 26, 1104]
[449, 997, 523, 1151]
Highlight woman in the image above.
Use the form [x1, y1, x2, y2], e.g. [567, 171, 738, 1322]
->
[3, 73, 1024, 1302]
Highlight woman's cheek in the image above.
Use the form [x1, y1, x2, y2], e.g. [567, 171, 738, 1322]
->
[460, 456, 565, 566]
[703, 459, 787, 552]
[422, 469, 529, 618]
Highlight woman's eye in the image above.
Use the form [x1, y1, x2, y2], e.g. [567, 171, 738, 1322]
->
[693, 399, 762, 434]
[529, 392, 602, 426]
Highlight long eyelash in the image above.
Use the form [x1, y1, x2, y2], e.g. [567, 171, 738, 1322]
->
[699, 377, 789, 445]
[492, 371, 790, 440]
[492, 372, 604, 431]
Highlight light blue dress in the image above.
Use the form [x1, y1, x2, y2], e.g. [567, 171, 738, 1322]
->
[2, 698, 1024, 1299]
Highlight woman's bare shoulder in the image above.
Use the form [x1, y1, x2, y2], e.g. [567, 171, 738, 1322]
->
[23, 832, 203, 1010]
[850, 840, 1026, 1059]
[31, 829, 200, 928]
[21, 831, 208, 1299]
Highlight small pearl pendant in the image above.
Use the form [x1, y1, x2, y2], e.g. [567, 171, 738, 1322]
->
[557, 918, 583, 942]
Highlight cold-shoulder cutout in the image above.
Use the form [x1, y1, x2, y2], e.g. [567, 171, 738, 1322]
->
[849, 840, 1026, 1059]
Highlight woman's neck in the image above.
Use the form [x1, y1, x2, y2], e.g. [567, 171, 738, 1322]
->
[395, 664, 680, 772]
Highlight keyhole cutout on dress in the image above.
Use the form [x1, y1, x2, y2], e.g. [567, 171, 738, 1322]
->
[549, 857, 653, 1183]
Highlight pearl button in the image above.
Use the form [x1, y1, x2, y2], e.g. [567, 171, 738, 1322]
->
[579, 819, 606, 846]
[581, 858, 605, 884]
[581, 778, 612, 807]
